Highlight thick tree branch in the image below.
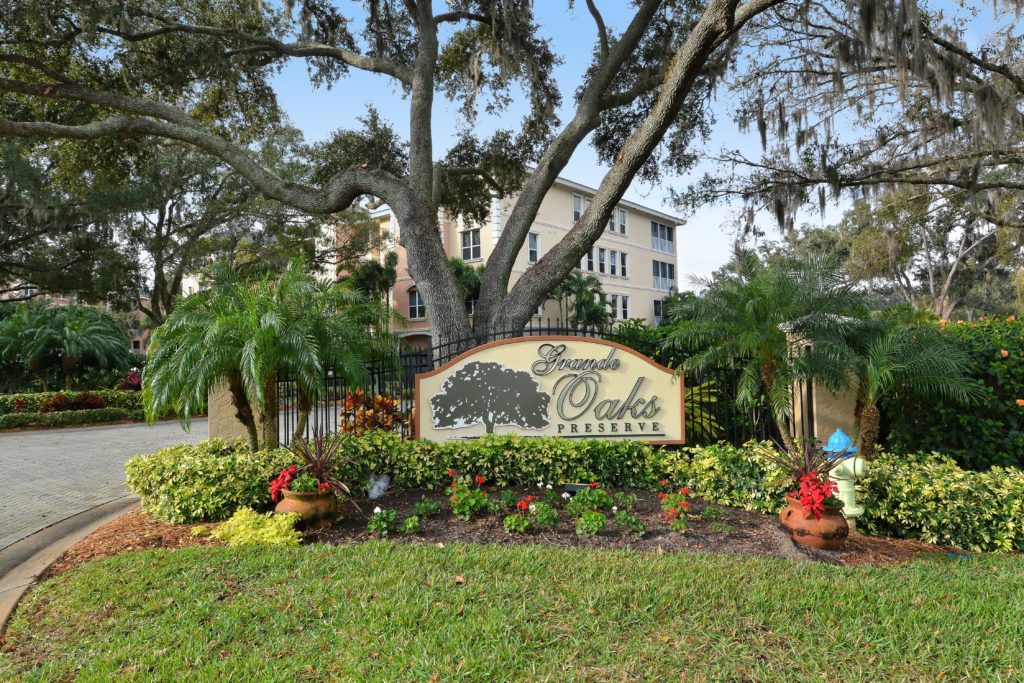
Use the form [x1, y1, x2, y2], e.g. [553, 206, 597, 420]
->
[585, 0, 610, 59]
[103, 17, 413, 85]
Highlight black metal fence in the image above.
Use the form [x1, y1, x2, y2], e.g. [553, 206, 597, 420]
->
[278, 321, 801, 447]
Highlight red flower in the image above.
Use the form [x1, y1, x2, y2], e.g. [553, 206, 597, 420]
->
[680, 487, 690, 496]
[589, 482, 599, 489]
[451, 482, 457, 489]
[475, 475, 486, 485]
[517, 500, 529, 511]
[288, 465, 297, 475]
[659, 479, 668, 487]
[318, 482, 331, 491]
[451, 495, 458, 502]
[682, 502, 690, 510]
[657, 492, 668, 500]
[447, 469, 457, 477]
[525, 495, 534, 502]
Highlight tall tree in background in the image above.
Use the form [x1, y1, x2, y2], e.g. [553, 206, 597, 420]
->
[1, 0, 1019, 347]
[0, 142, 131, 302]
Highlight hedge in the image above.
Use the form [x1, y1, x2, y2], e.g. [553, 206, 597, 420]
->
[125, 433, 789, 524]
[125, 439, 295, 524]
[0, 389, 142, 415]
[884, 316, 1024, 469]
[126, 432, 1024, 552]
[0, 407, 143, 430]
[858, 451, 1024, 553]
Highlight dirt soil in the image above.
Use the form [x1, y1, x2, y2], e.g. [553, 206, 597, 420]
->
[38, 490, 954, 581]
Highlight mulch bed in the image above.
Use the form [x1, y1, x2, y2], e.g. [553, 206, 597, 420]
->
[39, 509, 215, 581]
[39, 490, 954, 581]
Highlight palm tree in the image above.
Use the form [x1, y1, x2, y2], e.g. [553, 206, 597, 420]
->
[0, 303, 128, 389]
[664, 249, 866, 455]
[849, 323, 987, 458]
[0, 302, 56, 389]
[144, 259, 396, 451]
[551, 271, 610, 327]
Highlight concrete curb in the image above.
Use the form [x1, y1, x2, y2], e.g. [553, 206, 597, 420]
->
[0, 496, 138, 634]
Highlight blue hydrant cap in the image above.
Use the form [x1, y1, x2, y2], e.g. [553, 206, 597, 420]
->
[824, 428, 857, 455]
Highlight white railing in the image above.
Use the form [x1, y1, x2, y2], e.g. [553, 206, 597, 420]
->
[652, 237, 675, 253]
[653, 276, 674, 291]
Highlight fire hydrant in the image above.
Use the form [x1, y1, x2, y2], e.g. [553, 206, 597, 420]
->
[824, 429, 867, 529]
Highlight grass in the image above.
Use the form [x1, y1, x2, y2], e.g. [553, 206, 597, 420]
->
[2, 542, 1023, 681]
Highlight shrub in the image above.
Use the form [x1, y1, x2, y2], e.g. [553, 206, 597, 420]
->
[858, 451, 1024, 552]
[657, 441, 790, 514]
[575, 510, 606, 537]
[367, 508, 400, 536]
[532, 502, 559, 530]
[125, 439, 295, 524]
[884, 316, 1024, 469]
[613, 510, 645, 534]
[503, 513, 533, 534]
[0, 407, 141, 430]
[565, 486, 614, 517]
[659, 487, 691, 533]
[411, 497, 441, 518]
[39, 392, 108, 412]
[332, 432, 662, 493]
[210, 507, 302, 547]
[447, 471, 491, 521]
[400, 515, 421, 534]
[0, 389, 142, 414]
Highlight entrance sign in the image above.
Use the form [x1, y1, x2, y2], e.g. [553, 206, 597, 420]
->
[416, 336, 684, 444]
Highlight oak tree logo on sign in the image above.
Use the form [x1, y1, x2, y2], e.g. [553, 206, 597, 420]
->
[430, 361, 551, 434]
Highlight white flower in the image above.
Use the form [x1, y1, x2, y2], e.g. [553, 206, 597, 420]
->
[546, 484, 553, 490]
[612, 506, 618, 512]
[561, 492, 571, 500]
[537, 482, 544, 489]
[373, 506, 382, 515]
[529, 504, 536, 512]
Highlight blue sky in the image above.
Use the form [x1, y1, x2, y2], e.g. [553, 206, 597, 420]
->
[270, 1, 1010, 281]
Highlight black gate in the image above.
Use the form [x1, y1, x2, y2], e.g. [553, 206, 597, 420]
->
[277, 321, 785, 447]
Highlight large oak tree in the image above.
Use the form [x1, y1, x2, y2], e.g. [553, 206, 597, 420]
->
[1, 0, 1016, 347]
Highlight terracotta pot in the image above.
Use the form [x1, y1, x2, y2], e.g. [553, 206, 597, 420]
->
[275, 490, 340, 530]
[779, 494, 848, 550]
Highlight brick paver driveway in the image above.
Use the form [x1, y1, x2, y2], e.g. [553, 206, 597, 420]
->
[0, 419, 207, 550]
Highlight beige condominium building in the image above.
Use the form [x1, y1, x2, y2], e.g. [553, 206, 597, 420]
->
[368, 176, 680, 350]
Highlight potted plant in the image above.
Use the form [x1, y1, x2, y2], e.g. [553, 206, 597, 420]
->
[270, 433, 356, 529]
[765, 440, 849, 550]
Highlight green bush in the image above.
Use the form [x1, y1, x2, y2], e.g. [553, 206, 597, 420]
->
[125, 439, 295, 524]
[334, 432, 663, 492]
[657, 441, 790, 514]
[210, 507, 302, 547]
[884, 317, 1024, 469]
[859, 451, 1024, 552]
[0, 407, 142, 430]
[0, 389, 142, 415]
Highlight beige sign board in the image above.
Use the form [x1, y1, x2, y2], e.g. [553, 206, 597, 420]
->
[416, 336, 684, 444]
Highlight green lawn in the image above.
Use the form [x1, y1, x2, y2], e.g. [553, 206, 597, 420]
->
[2, 543, 1023, 681]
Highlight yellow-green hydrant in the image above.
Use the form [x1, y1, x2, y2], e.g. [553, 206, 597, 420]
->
[824, 428, 867, 529]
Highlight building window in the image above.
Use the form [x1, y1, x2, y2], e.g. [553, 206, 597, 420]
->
[461, 229, 481, 261]
[572, 194, 583, 223]
[607, 211, 616, 232]
[621, 295, 629, 320]
[617, 209, 627, 234]
[609, 250, 618, 276]
[408, 288, 426, 319]
[132, 340, 141, 351]
[651, 221, 675, 253]
[528, 232, 539, 263]
[607, 294, 618, 319]
[586, 248, 595, 271]
[654, 299, 665, 326]
[653, 260, 675, 291]
[465, 299, 476, 316]
[598, 248, 606, 274]
[620, 253, 628, 278]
